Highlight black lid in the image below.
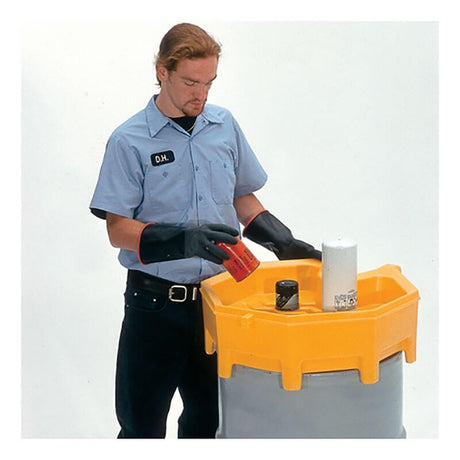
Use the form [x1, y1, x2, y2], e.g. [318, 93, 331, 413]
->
[276, 280, 298, 295]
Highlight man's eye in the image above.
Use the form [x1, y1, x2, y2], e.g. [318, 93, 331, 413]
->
[184, 81, 195, 87]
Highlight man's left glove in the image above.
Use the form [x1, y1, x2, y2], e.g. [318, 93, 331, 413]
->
[243, 210, 321, 261]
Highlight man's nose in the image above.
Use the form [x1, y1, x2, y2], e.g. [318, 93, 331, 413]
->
[193, 84, 208, 100]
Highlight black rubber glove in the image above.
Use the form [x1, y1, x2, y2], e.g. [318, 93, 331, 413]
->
[138, 223, 239, 265]
[243, 211, 321, 261]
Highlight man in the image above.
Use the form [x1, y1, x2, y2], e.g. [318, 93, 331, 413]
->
[90, 23, 321, 439]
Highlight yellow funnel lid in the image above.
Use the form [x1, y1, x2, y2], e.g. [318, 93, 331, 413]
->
[201, 260, 419, 391]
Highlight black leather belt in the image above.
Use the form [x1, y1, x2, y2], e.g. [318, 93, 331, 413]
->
[127, 270, 201, 303]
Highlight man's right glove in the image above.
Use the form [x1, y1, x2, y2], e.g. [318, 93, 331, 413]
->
[243, 210, 321, 261]
[138, 223, 239, 265]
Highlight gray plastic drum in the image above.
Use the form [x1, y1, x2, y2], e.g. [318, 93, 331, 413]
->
[216, 352, 406, 438]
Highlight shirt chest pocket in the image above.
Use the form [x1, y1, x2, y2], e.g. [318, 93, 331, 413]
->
[209, 159, 236, 205]
[144, 163, 192, 212]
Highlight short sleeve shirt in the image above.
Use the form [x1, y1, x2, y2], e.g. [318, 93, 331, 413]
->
[90, 96, 268, 283]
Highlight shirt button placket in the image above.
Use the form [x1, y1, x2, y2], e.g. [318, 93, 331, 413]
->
[189, 138, 203, 222]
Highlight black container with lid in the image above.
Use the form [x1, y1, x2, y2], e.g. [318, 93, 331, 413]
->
[275, 280, 299, 311]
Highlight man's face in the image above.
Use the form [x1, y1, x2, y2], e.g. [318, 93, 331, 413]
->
[157, 56, 218, 117]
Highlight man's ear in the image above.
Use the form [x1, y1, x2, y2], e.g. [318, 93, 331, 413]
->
[156, 64, 168, 84]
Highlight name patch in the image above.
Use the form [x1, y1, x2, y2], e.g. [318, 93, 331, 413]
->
[151, 150, 175, 166]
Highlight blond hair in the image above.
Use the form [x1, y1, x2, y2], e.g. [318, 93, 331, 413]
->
[155, 23, 221, 85]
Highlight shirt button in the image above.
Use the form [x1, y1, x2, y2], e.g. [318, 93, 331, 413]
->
[195, 165, 200, 171]
[198, 195, 203, 201]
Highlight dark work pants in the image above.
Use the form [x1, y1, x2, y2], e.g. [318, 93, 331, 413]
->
[115, 283, 218, 438]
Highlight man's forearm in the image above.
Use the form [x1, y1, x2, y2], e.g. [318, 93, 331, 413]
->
[233, 193, 265, 226]
[106, 212, 146, 252]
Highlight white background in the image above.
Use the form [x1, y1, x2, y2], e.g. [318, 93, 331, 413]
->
[20, 18, 438, 442]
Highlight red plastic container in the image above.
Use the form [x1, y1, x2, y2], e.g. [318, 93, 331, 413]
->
[218, 237, 260, 282]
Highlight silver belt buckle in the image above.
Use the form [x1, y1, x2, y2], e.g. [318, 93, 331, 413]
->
[169, 285, 187, 302]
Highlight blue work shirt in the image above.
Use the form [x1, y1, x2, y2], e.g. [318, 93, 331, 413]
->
[90, 96, 267, 283]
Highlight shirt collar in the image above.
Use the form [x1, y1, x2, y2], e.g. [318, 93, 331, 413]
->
[200, 104, 225, 124]
[145, 95, 224, 137]
[145, 96, 170, 138]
